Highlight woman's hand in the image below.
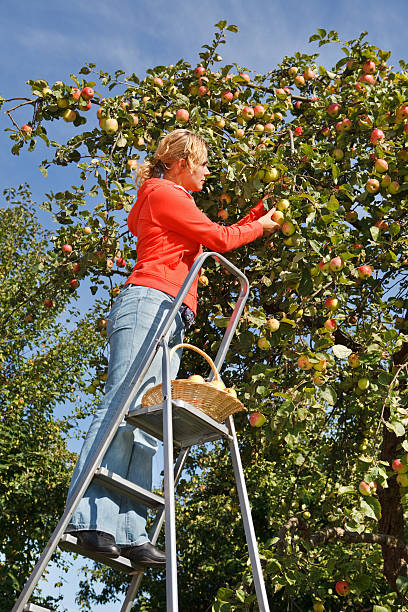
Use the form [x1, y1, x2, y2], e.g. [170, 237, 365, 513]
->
[258, 207, 281, 236]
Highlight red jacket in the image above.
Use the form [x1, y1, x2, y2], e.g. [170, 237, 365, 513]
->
[126, 178, 265, 314]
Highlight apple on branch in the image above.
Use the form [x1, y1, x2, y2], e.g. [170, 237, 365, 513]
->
[249, 412, 266, 427]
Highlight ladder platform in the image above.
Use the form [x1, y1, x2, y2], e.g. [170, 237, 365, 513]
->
[94, 467, 165, 508]
[126, 399, 232, 448]
[59, 534, 146, 575]
[24, 605, 51, 612]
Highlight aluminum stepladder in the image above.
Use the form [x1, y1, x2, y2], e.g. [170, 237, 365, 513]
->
[12, 251, 270, 612]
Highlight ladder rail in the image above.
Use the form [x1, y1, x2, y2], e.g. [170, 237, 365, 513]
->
[13, 251, 248, 612]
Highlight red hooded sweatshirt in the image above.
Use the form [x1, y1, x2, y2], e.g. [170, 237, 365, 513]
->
[126, 178, 265, 314]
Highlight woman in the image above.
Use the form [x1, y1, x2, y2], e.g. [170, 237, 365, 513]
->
[65, 129, 280, 567]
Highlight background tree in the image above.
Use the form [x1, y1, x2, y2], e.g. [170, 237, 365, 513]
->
[3, 22, 408, 611]
[0, 185, 108, 610]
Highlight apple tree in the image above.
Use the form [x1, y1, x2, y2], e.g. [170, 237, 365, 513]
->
[0, 184, 110, 608]
[3, 21, 408, 611]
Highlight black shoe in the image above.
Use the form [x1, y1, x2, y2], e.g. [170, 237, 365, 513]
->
[119, 542, 166, 567]
[70, 530, 120, 558]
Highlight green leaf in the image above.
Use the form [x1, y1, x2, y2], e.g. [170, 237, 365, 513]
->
[396, 575, 408, 594]
[309, 240, 322, 255]
[319, 386, 337, 405]
[226, 24, 239, 33]
[332, 344, 352, 359]
[373, 606, 391, 612]
[217, 588, 233, 602]
[386, 420, 405, 437]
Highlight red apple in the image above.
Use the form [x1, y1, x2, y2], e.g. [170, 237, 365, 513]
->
[359, 481, 372, 496]
[71, 88, 81, 101]
[221, 90, 234, 103]
[370, 128, 385, 145]
[335, 581, 350, 596]
[70, 279, 79, 290]
[325, 297, 339, 311]
[374, 158, 388, 173]
[348, 353, 360, 368]
[358, 265, 373, 279]
[362, 60, 376, 74]
[327, 103, 340, 117]
[275, 88, 289, 100]
[217, 209, 229, 220]
[332, 148, 344, 161]
[303, 67, 315, 80]
[253, 105, 265, 118]
[249, 412, 266, 427]
[366, 178, 380, 194]
[116, 257, 126, 267]
[241, 106, 254, 121]
[324, 318, 337, 332]
[81, 87, 94, 100]
[293, 126, 303, 136]
[360, 73, 375, 85]
[44, 299, 54, 308]
[62, 244, 72, 254]
[239, 73, 251, 82]
[329, 257, 343, 272]
[21, 124, 33, 137]
[176, 108, 189, 123]
[298, 355, 312, 370]
[294, 75, 305, 88]
[194, 66, 206, 77]
[392, 458, 408, 474]
[281, 221, 295, 236]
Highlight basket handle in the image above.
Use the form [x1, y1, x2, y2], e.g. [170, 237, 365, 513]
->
[169, 343, 221, 382]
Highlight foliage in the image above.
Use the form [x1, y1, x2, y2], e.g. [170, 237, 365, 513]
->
[0, 185, 107, 609]
[3, 20, 408, 611]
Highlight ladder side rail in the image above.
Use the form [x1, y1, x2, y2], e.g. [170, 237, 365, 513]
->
[120, 447, 191, 612]
[161, 338, 179, 611]
[226, 415, 270, 612]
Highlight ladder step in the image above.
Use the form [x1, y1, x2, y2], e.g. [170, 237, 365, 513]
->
[59, 534, 145, 575]
[126, 399, 232, 448]
[94, 467, 164, 508]
[24, 605, 51, 612]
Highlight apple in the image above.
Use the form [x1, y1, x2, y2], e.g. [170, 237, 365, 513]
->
[220, 193, 231, 205]
[360, 73, 375, 85]
[293, 126, 303, 136]
[332, 148, 344, 161]
[194, 66, 206, 77]
[375, 219, 389, 231]
[221, 90, 234, 103]
[288, 66, 298, 77]
[153, 77, 163, 87]
[98, 318, 107, 329]
[176, 108, 189, 123]
[271, 210, 285, 225]
[188, 374, 205, 383]
[327, 103, 340, 117]
[363, 60, 376, 74]
[264, 123, 275, 134]
[127, 159, 138, 171]
[72, 263, 81, 273]
[319, 260, 330, 273]
[357, 377, 370, 390]
[396, 473, 408, 487]
[214, 117, 226, 129]
[374, 158, 388, 173]
[324, 318, 337, 332]
[281, 221, 295, 236]
[128, 113, 139, 126]
[101, 118, 119, 134]
[226, 387, 238, 398]
[370, 128, 385, 145]
[57, 98, 70, 109]
[313, 372, 325, 386]
[253, 105, 265, 118]
[335, 580, 350, 596]
[275, 88, 289, 100]
[81, 87, 94, 100]
[325, 297, 339, 311]
[267, 318, 280, 332]
[264, 167, 280, 182]
[209, 379, 226, 390]
[257, 336, 270, 350]
[388, 181, 400, 194]
[348, 353, 360, 368]
[110, 287, 121, 297]
[62, 109, 77, 122]
[78, 99, 91, 111]
[358, 265, 372, 279]
[241, 106, 254, 121]
[62, 244, 72, 254]
[366, 178, 380, 194]
[359, 481, 372, 496]
[321, 126, 331, 137]
[276, 198, 290, 211]
[313, 359, 327, 372]
[392, 459, 408, 473]
[249, 412, 266, 427]
[313, 602, 324, 612]
[198, 85, 208, 96]
[116, 257, 126, 267]
[71, 88, 81, 101]
[44, 299, 54, 308]
[217, 209, 229, 220]
[303, 67, 315, 80]
[70, 279, 79, 290]
[198, 274, 209, 287]
[345, 210, 358, 223]
[396, 104, 408, 121]
[329, 257, 343, 272]
[235, 128, 245, 139]
[298, 355, 312, 370]
[21, 124, 33, 137]
[254, 123, 264, 134]
[294, 75, 305, 87]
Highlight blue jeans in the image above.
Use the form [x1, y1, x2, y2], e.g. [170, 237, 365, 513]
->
[66, 285, 185, 545]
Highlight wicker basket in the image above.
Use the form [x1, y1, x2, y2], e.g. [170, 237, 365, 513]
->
[141, 343, 245, 423]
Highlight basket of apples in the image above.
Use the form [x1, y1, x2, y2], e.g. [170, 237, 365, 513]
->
[141, 343, 244, 423]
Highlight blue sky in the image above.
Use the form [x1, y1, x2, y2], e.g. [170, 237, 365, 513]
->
[3, 0, 408, 609]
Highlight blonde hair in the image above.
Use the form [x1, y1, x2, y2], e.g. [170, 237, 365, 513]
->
[135, 129, 208, 186]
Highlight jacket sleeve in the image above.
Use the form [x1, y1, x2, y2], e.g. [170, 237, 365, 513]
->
[149, 185, 264, 253]
[235, 199, 266, 226]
